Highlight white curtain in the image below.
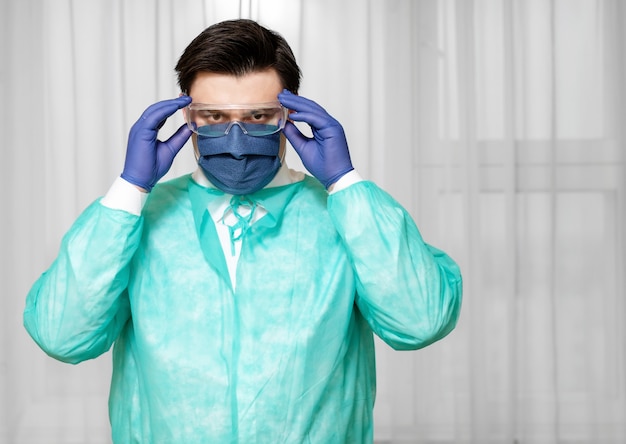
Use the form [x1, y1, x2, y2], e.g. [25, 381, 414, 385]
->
[2, 1, 625, 443]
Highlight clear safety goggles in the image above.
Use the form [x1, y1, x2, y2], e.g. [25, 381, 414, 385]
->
[185, 102, 289, 138]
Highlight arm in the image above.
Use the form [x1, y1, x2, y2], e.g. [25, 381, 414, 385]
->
[328, 181, 462, 350]
[24, 96, 193, 364]
[24, 203, 140, 364]
[279, 91, 462, 349]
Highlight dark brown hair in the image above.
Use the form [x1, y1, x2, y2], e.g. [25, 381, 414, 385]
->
[175, 19, 301, 94]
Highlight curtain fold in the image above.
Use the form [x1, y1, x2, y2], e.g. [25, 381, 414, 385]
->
[2, 1, 624, 442]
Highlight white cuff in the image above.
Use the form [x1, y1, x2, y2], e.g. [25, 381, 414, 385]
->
[100, 177, 148, 216]
[329, 170, 364, 194]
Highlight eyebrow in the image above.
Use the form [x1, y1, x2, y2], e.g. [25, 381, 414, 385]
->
[189, 102, 282, 110]
[193, 105, 280, 110]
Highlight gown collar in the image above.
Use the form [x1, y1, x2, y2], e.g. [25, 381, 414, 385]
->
[187, 165, 305, 288]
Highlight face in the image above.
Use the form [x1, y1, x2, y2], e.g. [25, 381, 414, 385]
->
[185, 69, 286, 157]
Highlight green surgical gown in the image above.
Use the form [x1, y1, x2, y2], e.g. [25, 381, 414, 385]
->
[24, 175, 462, 443]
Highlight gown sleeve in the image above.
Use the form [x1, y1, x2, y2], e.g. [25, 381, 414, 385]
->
[327, 181, 462, 350]
[23, 200, 142, 364]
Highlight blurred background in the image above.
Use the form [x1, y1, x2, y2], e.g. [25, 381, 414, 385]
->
[1, 0, 625, 443]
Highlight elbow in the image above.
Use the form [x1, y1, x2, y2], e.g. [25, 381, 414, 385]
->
[383, 275, 463, 351]
[23, 311, 97, 365]
[383, 313, 460, 351]
[24, 334, 85, 365]
[28, 333, 101, 365]
[41, 344, 88, 365]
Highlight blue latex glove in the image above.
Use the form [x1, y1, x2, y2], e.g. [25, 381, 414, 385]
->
[121, 96, 193, 192]
[278, 90, 354, 189]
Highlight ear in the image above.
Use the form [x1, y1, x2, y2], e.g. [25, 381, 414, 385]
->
[279, 134, 287, 159]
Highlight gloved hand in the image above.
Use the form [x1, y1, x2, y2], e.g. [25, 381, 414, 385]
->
[278, 90, 354, 189]
[121, 96, 193, 192]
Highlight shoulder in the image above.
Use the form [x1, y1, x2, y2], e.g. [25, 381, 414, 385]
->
[296, 174, 328, 205]
[143, 174, 192, 217]
[282, 175, 334, 226]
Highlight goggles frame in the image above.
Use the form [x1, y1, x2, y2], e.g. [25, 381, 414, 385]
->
[185, 102, 289, 138]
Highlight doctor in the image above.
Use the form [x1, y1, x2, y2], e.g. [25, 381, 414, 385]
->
[25, 18, 462, 443]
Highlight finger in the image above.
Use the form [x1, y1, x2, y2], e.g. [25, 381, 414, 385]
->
[139, 96, 192, 129]
[278, 92, 341, 131]
[278, 91, 328, 115]
[287, 110, 341, 132]
[141, 96, 191, 120]
[282, 121, 311, 153]
[162, 123, 193, 157]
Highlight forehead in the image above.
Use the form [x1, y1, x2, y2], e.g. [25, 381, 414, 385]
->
[188, 69, 283, 105]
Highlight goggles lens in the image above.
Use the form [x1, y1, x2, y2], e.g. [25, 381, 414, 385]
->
[186, 102, 288, 137]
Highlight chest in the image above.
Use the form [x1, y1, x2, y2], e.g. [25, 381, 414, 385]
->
[127, 202, 355, 355]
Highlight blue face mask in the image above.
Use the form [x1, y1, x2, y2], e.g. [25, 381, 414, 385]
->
[196, 124, 282, 195]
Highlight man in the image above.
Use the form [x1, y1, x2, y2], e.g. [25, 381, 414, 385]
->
[24, 19, 462, 443]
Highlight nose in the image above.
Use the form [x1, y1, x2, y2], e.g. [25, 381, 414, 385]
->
[224, 121, 248, 135]
[222, 124, 247, 159]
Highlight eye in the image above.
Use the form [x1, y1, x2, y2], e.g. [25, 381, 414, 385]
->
[251, 112, 269, 121]
[197, 111, 227, 123]
[246, 110, 277, 124]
